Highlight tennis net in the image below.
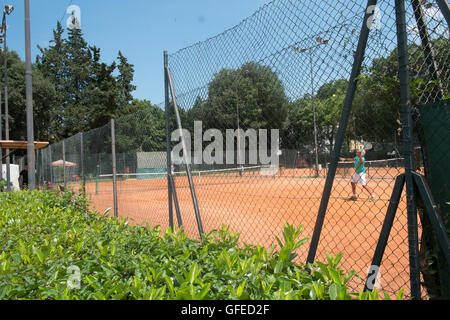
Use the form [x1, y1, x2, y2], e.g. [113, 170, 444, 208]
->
[97, 165, 272, 188]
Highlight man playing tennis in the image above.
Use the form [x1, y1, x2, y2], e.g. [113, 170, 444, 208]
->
[340, 149, 376, 201]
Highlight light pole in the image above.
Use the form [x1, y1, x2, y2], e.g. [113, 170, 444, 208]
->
[1, 4, 14, 191]
[294, 37, 328, 177]
[234, 73, 241, 168]
[233, 68, 248, 170]
[25, 0, 35, 190]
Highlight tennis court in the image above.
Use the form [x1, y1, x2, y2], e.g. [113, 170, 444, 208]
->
[77, 164, 411, 296]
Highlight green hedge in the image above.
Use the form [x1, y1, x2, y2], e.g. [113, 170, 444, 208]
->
[0, 190, 404, 300]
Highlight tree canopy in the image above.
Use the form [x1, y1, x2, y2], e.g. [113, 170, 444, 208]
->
[1, 50, 57, 143]
[187, 62, 289, 133]
[35, 22, 138, 141]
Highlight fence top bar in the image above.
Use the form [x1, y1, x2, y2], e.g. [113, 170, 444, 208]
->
[0, 140, 49, 150]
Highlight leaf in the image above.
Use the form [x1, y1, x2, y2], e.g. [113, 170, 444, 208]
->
[279, 279, 292, 293]
[261, 279, 275, 295]
[338, 285, 349, 300]
[325, 252, 333, 266]
[316, 262, 329, 279]
[334, 252, 343, 265]
[92, 291, 106, 300]
[102, 207, 112, 216]
[274, 261, 284, 274]
[236, 279, 247, 298]
[329, 268, 342, 285]
[343, 270, 357, 285]
[309, 285, 316, 299]
[33, 247, 44, 264]
[164, 276, 175, 297]
[294, 238, 309, 250]
[1, 260, 10, 272]
[370, 289, 379, 300]
[329, 283, 338, 300]
[195, 283, 211, 300]
[188, 263, 200, 285]
[312, 282, 322, 299]
[176, 285, 194, 300]
[278, 247, 290, 262]
[396, 289, 404, 300]
[288, 252, 298, 262]
[275, 236, 284, 249]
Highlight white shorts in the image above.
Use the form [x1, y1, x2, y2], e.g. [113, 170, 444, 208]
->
[351, 172, 367, 186]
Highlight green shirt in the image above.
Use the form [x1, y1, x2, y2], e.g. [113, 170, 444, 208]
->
[354, 156, 366, 174]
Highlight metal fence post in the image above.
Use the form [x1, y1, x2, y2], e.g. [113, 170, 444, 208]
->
[49, 146, 53, 189]
[411, 0, 444, 100]
[435, 0, 450, 27]
[80, 132, 85, 193]
[395, 0, 421, 300]
[164, 51, 174, 229]
[111, 119, 118, 218]
[96, 164, 99, 195]
[62, 140, 66, 189]
[165, 63, 204, 237]
[364, 174, 405, 291]
[35, 149, 40, 187]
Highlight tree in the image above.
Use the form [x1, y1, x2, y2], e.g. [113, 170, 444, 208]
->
[36, 21, 66, 139]
[116, 50, 137, 115]
[204, 62, 288, 133]
[184, 62, 288, 155]
[282, 80, 346, 156]
[351, 36, 449, 148]
[36, 22, 138, 141]
[316, 79, 347, 155]
[282, 97, 314, 150]
[1, 51, 58, 143]
[86, 46, 119, 129]
[114, 100, 166, 153]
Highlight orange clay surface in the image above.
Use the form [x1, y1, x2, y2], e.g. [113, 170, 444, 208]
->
[76, 167, 414, 297]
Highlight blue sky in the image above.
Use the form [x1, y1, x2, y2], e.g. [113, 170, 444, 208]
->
[6, 0, 271, 105]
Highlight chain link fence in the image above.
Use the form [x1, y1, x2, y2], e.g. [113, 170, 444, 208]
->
[407, 0, 450, 299]
[31, 0, 448, 299]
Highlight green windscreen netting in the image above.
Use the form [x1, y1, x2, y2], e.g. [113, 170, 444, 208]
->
[418, 100, 450, 225]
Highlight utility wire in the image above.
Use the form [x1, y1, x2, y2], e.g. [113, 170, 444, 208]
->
[58, 0, 74, 25]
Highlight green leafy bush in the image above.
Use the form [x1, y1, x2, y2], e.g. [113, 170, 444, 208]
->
[0, 190, 404, 300]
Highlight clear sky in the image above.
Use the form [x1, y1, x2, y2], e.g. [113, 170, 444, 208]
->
[6, 0, 271, 105]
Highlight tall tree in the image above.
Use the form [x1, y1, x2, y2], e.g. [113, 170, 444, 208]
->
[86, 46, 119, 129]
[188, 62, 288, 137]
[63, 25, 92, 136]
[116, 51, 137, 116]
[36, 21, 66, 138]
[36, 22, 138, 141]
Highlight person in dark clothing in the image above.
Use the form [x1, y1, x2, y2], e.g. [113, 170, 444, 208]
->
[19, 165, 29, 190]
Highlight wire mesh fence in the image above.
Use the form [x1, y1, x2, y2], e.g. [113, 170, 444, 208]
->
[31, 0, 448, 299]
